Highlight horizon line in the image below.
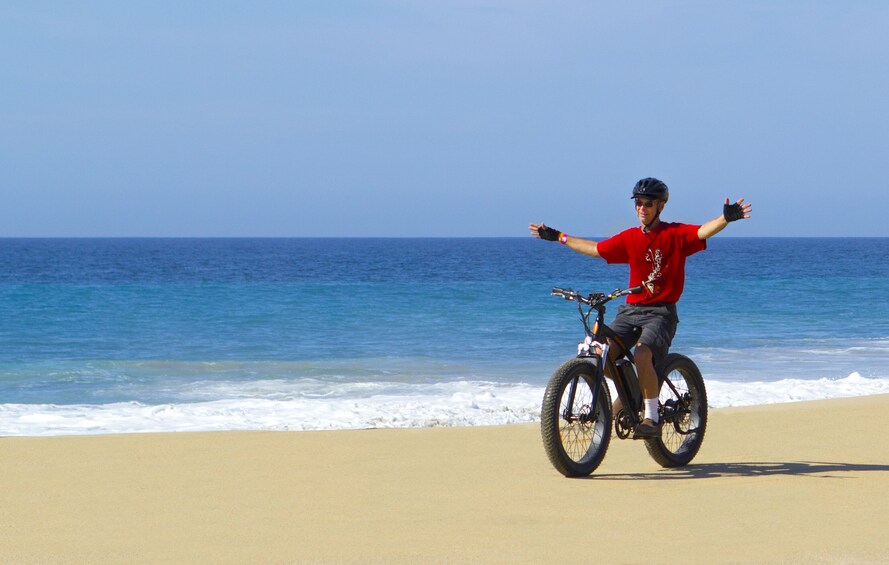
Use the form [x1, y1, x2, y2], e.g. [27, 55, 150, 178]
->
[2, 235, 887, 240]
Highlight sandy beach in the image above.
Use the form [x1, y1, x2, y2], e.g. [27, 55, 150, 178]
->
[2, 394, 888, 564]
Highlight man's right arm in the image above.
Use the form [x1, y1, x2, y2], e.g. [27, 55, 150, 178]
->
[529, 223, 602, 258]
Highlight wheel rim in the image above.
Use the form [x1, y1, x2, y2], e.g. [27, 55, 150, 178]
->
[558, 375, 608, 463]
[658, 367, 703, 456]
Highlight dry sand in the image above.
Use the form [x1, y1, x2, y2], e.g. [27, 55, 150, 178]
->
[2, 394, 888, 564]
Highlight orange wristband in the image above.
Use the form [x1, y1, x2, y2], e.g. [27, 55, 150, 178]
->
[559, 233, 569, 245]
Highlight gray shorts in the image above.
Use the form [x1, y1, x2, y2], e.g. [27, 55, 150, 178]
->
[609, 303, 679, 361]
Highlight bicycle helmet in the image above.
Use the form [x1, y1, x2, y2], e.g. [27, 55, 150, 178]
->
[631, 178, 669, 202]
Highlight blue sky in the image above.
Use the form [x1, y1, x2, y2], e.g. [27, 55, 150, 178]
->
[2, 1, 887, 237]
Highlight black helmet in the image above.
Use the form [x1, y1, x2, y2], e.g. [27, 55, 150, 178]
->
[631, 178, 669, 202]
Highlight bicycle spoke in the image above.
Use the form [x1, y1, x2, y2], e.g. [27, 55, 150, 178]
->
[541, 359, 612, 476]
[647, 355, 707, 467]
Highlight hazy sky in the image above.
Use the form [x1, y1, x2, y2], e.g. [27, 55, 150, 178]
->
[2, 1, 887, 237]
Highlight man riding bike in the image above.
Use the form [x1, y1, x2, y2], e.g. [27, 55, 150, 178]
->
[530, 178, 751, 438]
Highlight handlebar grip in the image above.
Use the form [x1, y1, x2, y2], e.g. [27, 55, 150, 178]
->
[551, 287, 576, 300]
[627, 286, 644, 295]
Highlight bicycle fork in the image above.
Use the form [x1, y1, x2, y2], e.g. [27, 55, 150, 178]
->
[561, 350, 609, 425]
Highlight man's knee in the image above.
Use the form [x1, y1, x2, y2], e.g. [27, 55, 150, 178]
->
[634, 343, 655, 365]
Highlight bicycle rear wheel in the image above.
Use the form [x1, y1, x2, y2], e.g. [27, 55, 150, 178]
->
[540, 358, 612, 477]
[644, 353, 708, 468]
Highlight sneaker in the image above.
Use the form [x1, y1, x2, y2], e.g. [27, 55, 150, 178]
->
[633, 418, 660, 439]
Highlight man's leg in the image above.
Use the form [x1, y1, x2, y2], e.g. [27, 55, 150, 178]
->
[634, 344, 659, 399]
[633, 343, 660, 438]
[607, 303, 674, 435]
[604, 339, 624, 416]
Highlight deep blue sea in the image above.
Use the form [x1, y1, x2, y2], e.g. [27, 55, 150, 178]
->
[2, 237, 888, 436]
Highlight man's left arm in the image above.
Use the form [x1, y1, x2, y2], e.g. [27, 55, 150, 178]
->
[698, 198, 752, 241]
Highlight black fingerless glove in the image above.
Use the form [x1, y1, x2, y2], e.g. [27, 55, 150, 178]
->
[724, 202, 745, 222]
[538, 225, 561, 241]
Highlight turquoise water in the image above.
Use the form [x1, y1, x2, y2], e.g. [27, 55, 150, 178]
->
[2, 237, 888, 435]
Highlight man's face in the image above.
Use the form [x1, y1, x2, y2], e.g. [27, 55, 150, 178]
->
[634, 197, 664, 225]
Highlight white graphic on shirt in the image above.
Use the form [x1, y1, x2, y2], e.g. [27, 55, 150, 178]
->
[643, 248, 663, 296]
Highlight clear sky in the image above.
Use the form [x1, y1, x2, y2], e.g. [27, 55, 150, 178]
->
[2, 1, 887, 237]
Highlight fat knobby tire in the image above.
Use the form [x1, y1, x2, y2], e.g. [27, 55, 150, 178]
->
[540, 358, 612, 477]
[644, 353, 708, 468]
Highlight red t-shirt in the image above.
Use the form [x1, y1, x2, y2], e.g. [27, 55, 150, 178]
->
[596, 222, 706, 305]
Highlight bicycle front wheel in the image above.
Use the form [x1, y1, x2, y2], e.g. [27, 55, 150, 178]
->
[644, 353, 708, 468]
[540, 358, 612, 477]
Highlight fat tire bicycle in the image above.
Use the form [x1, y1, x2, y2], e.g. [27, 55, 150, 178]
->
[540, 286, 708, 477]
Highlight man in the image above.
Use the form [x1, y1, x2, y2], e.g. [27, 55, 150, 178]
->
[530, 178, 751, 438]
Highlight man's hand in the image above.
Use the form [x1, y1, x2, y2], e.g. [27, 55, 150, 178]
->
[530, 223, 561, 241]
[698, 198, 753, 240]
[723, 198, 752, 222]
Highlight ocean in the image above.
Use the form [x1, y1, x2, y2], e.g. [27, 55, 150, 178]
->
[2, 237, 888, 436]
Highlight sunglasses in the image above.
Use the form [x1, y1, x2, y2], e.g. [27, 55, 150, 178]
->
[634, 199, 657, 208]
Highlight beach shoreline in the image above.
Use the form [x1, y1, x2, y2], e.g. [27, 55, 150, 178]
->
[2, 394, 888, 564]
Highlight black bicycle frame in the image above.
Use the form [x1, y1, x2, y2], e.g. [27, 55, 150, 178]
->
[560, 290, 644, 428]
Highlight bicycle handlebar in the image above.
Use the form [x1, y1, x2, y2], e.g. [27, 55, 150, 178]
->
[552, 285, 643, 305]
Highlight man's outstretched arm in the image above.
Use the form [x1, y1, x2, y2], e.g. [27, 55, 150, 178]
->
[698, 198, 752, 241]
[529, 222, 602, 258]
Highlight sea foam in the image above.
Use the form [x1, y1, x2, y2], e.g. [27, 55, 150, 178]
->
[2, 373, 887, 437]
